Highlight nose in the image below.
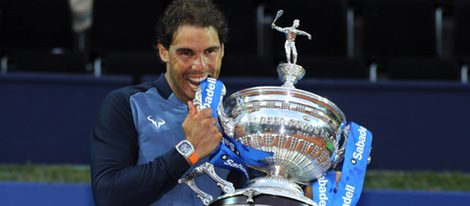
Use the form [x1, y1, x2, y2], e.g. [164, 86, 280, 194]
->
[192, 53, 208, 70]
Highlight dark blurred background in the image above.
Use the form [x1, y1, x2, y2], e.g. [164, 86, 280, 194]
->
[1, 0, 469, 81]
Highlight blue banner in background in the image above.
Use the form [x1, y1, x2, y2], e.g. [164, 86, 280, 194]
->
[312, 122, 373, 206]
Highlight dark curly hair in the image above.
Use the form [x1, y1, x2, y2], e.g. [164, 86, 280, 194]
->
[156, 0, 229, 50]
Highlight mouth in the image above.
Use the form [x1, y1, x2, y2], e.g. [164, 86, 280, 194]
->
[187, 74, 209, 91]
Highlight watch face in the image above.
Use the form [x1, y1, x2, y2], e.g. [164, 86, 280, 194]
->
[179, 142, 193, 154]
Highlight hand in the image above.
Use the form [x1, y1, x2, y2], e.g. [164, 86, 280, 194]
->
[304, 171, 342, 198]
[304, 185, 313, 199]
[182, 101, 222, 159]
[308, 35, 312, 40]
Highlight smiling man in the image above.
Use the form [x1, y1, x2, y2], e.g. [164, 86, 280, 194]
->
[90, 1, 230, 205]
[158, 25, 224, 104]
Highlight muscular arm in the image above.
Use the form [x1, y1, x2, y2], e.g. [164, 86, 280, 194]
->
[90, 90, 190, 206]
[271, 22, 286, 33]
[297, 30, 312, 39]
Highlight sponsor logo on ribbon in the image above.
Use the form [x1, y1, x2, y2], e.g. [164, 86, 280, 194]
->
[196, 78, 272, 178]
[312, 122, 373, 206]
[197, 77, 222, 118]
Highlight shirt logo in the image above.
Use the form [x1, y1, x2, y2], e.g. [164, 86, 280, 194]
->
[147, 115, 165, 129]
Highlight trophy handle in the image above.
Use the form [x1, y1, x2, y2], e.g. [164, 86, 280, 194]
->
[179, 162, 235, 206]
[217, 103, 235, 137]
[332, 123, 349, 169]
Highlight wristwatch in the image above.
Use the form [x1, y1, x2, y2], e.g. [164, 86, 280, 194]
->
[175, 140, 199, 165]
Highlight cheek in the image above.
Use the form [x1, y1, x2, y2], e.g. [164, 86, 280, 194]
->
[177, 55, 197, 66]
[213, 59, 223, 77]
[213, 70, 221, 79]
[169, 58, 189, 76]
[170, 55, 181, 67]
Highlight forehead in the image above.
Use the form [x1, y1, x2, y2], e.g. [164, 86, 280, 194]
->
[171, 25, 220, 48]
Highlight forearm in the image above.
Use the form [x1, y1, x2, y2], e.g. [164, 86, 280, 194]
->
[91, 145, 190, 206]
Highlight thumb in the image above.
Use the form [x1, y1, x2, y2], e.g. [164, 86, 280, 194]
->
[187, 101, 197, 116]
[336, 171, 342, 184]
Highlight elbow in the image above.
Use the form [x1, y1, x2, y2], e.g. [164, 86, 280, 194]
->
[92, 182, 112, 206]
[91, 174, 157, 206]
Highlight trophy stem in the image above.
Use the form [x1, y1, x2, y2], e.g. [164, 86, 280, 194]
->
[277, 63, 305, 88]
[268, 164, 289, 179]
[242, 176, 316, 205]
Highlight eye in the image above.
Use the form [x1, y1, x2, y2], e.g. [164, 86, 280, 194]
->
[205, 47, 219, 54]
[177, 49, 194, 57]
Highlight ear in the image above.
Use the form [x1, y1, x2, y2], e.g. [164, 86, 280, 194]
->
[157, 43, 169, 63]
[220, 43, 225, 58]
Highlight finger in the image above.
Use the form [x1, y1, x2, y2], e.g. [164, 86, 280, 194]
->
[198, 108, 213, 118]
[208, 129, 222, 140]
[187, 101, 197, 116]
[335, 171, 342, 184]
[215, 131, 223, 141]
[200, 118, 213, 126]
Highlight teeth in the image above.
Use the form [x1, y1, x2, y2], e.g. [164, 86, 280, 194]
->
[188, 75, 208, 83]
[189, 83, 198, 92]
[187, 74, 208, 91]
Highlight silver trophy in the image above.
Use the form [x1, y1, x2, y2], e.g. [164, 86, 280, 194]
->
[179, 10, 347, 206]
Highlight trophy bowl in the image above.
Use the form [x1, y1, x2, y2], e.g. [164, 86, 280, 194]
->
[210, 83, 347, 205]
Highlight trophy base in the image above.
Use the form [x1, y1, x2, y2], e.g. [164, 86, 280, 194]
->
[211, 176, 317, 206]
[210, 193, 312, 206]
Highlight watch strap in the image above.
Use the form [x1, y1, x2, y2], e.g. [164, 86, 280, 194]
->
[187, 153, 199, 165]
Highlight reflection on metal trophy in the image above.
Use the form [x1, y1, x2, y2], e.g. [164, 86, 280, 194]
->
[179, 10, 352, 206]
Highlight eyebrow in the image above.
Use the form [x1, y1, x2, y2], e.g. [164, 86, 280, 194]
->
[175, 46, 221, 53]
[205, 46, 221, 52]
[175, 48, 193, 53]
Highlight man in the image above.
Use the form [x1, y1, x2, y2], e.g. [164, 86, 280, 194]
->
[90, 0, 230, 205]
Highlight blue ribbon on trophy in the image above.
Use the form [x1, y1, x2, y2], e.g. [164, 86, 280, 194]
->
[195, 78, 272, 178]
[313, 122, 373, 206]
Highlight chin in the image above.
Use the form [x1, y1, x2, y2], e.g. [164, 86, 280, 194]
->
[185, 91, 196, 101]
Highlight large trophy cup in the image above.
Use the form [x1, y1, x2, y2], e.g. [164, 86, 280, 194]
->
[179, 10, 350, 206]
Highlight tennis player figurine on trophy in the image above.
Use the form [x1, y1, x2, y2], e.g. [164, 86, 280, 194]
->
[272, 9, 311, 88]
[178, 10, 373, 206]
[272, 9, 312, 65]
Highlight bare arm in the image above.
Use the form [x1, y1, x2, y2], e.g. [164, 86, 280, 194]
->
[272, 10, 284, 31]
[271, 22, 285, 33]
[297, 30, 312, 40]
